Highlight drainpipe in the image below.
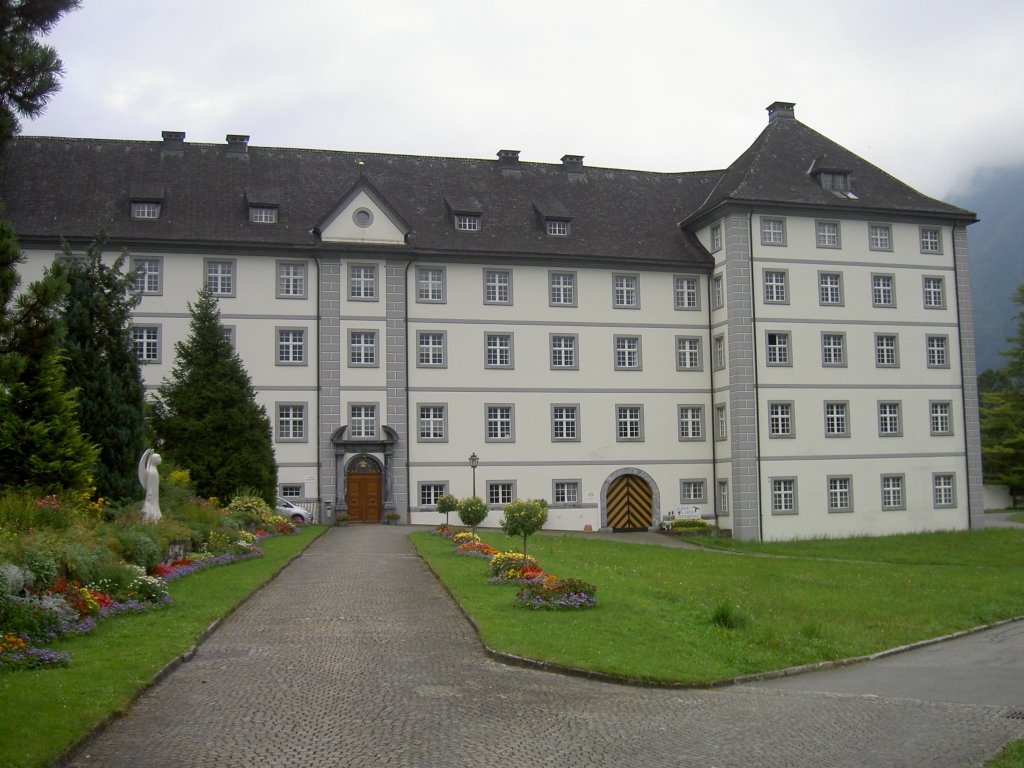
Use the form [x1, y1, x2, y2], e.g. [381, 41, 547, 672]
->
[313, 252, 322, 523]
[748, 213, 765, 541]
[707, 263, 719, 530]
[403, 255, 417, 524]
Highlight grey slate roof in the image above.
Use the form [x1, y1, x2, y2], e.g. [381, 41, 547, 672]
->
[0, 136, 722, 269]
[682, 111, 976, 225]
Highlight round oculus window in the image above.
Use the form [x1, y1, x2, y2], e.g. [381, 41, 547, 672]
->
[353, 208, 373, 228]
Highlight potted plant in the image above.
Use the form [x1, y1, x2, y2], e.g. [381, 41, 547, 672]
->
[384, 512, 401, 525]
[335, 513, 350, 527]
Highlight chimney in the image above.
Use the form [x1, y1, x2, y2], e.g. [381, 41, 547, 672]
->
[561, 154, 585, 174]
[766, 101, 796, 123]
[497, 149, 521, 173]
[161, 130, 185, 151]
[226, 134, 250, 155]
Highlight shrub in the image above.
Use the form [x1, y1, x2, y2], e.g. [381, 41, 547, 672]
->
[225, 493, 272, 529]
[1, 562, 32, 596]
[58, 541, 113, 585]
[19, 547, 58, 590]
[489, 551, 538, 577]
[672, 518, 709, 530]
[88, 562, 146, 602]
[457, 496, 488, 530]
[452, 532, 480, 546]
[114, 526, 162, 569]
[436, 494, 459, 525]
[500, 499, 548, 557]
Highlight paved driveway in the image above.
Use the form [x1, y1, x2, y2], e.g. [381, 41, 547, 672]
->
[65, 526, 1024, 768]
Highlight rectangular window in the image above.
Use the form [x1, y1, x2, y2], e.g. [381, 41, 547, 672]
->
[677, 405, 704, 441]
[418, 404, 447, 441]
[869, 223, 893, 251]
[827, 476, 853, 513]
[766, 332, 791, 366]
[546, 219, 569, 236]
[419, 483, 447, 507]
[132, 258, 161, 294]
[881, 474, 905, 510]
[930, 401, 952, 435]
[280, 484, 302, 498]
[715, 404, 728, 441]
[223, 326, 235, 350]
[551, 405, 579, 441]
[613, 274, 639, 308]
[872, 274, 895, 308]
[878, 402, 902, 436]
[680, 480, 706, 502]
[131, 326, 160, 363]
[927, 335, 949, 368]
[875, 334, 899, 368]
[818, 272, 843, 306]
[349, 264, 377, 300]
[349, 404, 377, 439]
[417, 331, 446, 367]
[349, 330, 377, 367]
[277, 328, 306, 365]
[550, 334, 578, 370]
[277, 261, 306, 298]
[277, 403, 306, 441]
[674, 275, 700, 310]
[417, 267, 446, 303]
[920, 226, 942, 254]
[553, 480, 579, 505]
[131, 201, 161, 219]
[454, 214, 480, 231]
[821, 333, 846, 367]
[824, 401, 849, 437]
[760, 217, 786, 246]
[676, 336, 702, 371]
[933, 474, 955, 508]
[815, 220, 840, 248]
[484, 333, 513, 368]
[712, 275, 724, 309]
[718, 480, 729, 516]
[249, 206, 277, 223]
[488, 482, 514, 506]
[483, 270, 512, 304]
[206, 260, 235, 296]
[549, 271, 577, 306]
[771, 478, 797, 514]
[614, 336, 641, 370]
[763, 270, 788, 304]
[768, 402, 794, 438]
[616, 405, 643, 441]
[923, 276, 945, 309]
[485, 404, 514, 442]
[714, 335, 726, 370]
[710, 224, 722, 252]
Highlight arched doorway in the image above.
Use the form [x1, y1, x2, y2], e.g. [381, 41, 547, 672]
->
[605, 473, 654, 531]
[346, 455, 382, 523]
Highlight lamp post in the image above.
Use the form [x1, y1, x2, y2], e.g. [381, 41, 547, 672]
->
[468, 452, 479, 497]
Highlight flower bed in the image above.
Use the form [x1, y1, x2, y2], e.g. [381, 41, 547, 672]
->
[513, 578, 598, 610]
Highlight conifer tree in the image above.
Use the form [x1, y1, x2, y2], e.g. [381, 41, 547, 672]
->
[980, 283, 1024, 505]
[152, 288, 277, 504]
[0, 218, 98, 491]
[60, 230, 146, 501]
[0, 0, 81, 143]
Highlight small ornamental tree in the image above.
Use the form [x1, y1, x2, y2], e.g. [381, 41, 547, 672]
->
[500, 498, 548, 557]
[436, 493, 458, 526]
[457, 496, 487, 531]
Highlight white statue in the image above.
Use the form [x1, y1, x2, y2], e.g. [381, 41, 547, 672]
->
[138, 449, 162, 523]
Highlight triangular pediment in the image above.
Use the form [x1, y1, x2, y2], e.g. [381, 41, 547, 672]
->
[316, 176, 410, 245]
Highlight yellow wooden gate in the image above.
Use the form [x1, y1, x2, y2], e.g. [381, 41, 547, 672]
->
[606, 474, 653, 531]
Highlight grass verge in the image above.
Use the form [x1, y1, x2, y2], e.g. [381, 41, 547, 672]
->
[0, 526, 326, 768]
[988, 737, 1024, 768]
[411, 528, 1024, 686]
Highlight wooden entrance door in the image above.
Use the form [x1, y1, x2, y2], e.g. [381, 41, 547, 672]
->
[347, 472, 381, 523]
[606, 474, 653, 531]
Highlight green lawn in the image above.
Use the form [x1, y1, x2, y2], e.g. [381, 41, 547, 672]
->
[0, 526, 326, 768]
[411, 528, 1024, 685]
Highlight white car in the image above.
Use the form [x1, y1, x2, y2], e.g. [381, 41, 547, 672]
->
[275, 496, 310, 524]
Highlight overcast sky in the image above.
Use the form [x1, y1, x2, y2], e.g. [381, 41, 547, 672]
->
[20, 0, 1024, 202]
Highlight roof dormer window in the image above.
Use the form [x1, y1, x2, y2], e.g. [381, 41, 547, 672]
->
[454, 213, 480, 231]
[249, 206, 278, 224]
[546, 219, 570, 237]
[131, 201, 161, 219]
[819, 171, 858, 199]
